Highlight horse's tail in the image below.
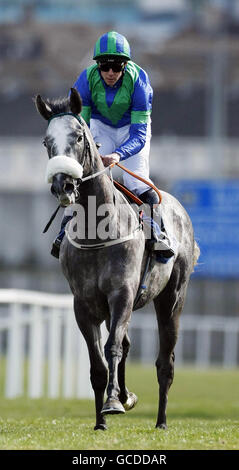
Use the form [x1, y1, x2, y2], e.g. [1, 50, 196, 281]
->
[192, 240, 200, 270]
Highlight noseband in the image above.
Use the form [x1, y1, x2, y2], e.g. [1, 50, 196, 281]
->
[46, 112, 114, 185]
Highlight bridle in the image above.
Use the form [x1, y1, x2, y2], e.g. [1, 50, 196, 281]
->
[47, 112, 90, 178]
[43, 112, 161, 242]
[47, 113, 163, 204]
[43, 112, 142, 247]
[47, 112, 114, 185]
[43, 112, 118, 234]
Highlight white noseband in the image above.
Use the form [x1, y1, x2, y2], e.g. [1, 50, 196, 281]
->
[45, 155, 83, 183]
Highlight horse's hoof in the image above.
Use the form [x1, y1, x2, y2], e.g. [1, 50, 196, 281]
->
[94, 424, 107, 431]
[101, 398, 125, 415]
[156, 423, 168, 430]
[123, 392, 138, 411]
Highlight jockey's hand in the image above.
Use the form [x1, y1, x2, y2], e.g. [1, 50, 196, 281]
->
[101, 153, 120, 167]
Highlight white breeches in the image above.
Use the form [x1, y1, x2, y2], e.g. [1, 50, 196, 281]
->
[90, 118, 153, 196]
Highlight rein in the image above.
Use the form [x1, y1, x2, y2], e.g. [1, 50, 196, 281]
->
[47, 112, 162, 200]
[116, 163, 162, 205]
[43, 113, 162, 245]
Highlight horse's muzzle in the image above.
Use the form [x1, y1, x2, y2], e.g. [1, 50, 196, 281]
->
[51, 173, 78, 207]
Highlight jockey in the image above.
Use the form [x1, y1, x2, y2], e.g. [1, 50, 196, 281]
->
[51, 31, 174, 259]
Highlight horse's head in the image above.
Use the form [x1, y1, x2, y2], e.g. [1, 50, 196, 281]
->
[35, 88, 89, 207]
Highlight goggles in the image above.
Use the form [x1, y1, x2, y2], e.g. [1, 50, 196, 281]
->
[98, 61, 125, 73]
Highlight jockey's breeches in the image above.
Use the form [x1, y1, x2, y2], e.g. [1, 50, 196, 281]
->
[90, 118, 153, 196]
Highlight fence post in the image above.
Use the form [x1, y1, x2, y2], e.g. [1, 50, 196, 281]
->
[5, 303, 24, 398]
[48, 308, 61, 398]
[195, 327, 211, 367]
[62, 309, 75, 398]
[28, 305, 45, 398]
[76, 331, 93, 399]
[175, 330, 184, 365]
[140, 326, 156, 363]
[223, 329, 238, 368]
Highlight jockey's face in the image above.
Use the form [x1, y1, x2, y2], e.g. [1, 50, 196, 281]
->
[98, 59, 126, 87]
[100, 68, 123, 87]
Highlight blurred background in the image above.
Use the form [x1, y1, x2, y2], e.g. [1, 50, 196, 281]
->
[0, 0, 239, 399]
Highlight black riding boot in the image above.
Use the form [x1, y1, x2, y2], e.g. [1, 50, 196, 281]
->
[139, 188, 175, 259]
[51, 215, 73, 259]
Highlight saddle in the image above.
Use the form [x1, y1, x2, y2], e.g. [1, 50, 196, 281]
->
[113, 179, 143, 206]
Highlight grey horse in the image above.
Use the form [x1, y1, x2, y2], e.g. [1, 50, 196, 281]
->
[35, 88, 199, 430]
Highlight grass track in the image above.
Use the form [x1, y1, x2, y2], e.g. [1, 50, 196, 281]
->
[0, 364, 238, 450]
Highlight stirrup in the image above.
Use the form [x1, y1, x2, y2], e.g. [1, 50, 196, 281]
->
[147, 232, 175, 258]
[153, 242, 175, 258]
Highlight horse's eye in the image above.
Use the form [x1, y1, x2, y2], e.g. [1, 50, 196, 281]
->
[42, 140, 47, 147]
[77, 135, 83, 143]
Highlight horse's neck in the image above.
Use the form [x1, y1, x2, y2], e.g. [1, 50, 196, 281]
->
[81, 173, 115, 206]
[76, 144, 137, 241]
[79, 170, 138, 243]
[82, 148, 115, 206]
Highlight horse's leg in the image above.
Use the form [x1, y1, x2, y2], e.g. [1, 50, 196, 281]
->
[104, 322, 137, 410]
[101, 288, 134, 415]
[154, 259, 189, 429]
[74, 299, 108, 430]
[118, 332, 138, 411]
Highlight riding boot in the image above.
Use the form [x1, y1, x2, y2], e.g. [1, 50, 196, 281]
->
[51, 215, 73, 259]
[139, 188, 175, 259]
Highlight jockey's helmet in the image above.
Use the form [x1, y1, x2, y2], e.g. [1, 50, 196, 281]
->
[93, 31, 131, 62]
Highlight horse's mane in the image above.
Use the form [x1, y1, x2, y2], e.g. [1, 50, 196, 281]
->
[46, 96, 70, 115]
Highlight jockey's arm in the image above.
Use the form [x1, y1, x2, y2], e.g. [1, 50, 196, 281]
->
[114, 122, 149, 161]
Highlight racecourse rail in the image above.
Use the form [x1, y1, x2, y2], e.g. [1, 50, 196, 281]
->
[0, 289, 238, 399]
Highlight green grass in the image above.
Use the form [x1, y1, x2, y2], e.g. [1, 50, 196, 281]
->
[0, 364, 238, 450]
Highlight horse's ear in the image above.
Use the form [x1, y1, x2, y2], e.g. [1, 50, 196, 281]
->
[70, 88, 82, 115]
[35, 94, 53, 120]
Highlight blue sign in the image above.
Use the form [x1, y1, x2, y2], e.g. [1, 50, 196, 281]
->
[172, 180, 239, 278]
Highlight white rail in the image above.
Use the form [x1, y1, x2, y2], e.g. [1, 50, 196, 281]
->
[0, 289, 95, 399]
[130, 312, 239, 368]
[0, 289, 238, 399]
